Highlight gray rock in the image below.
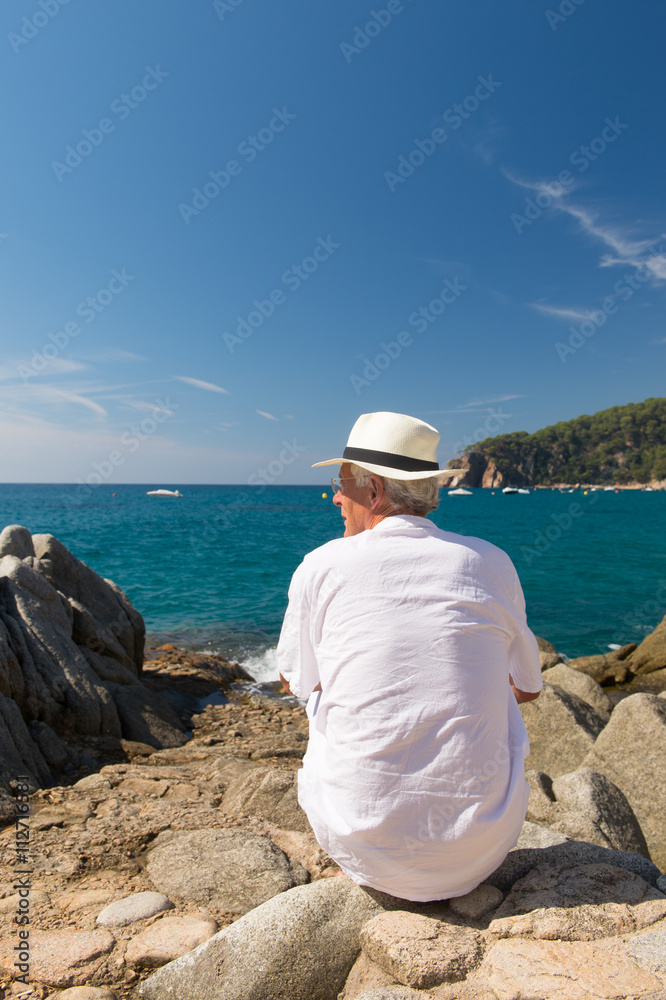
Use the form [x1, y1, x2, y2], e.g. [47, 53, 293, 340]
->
[0, 525, 34, 559]
[582, 692, 666, 870]
[360, 911, 483, 989]
[28, 720, 69, 771]
[550, 768, 649, 856]
[658, 873, 666, 894]
[520, 684, 607, 777]
[221, 766, 310, 832]
[32, 532, 145, 671]
[541, 663, 612, 718]
[0, 610, 53, 723]
[625, 924, 666, 974]
[0, 555, 111, 735]
[485, 837, 661, 894]
[525, 771, 555, 826]
[146, 828, 309, 913]
[140, 876, 386, 1000]
[492, 862, 662, 917]
[448, 884, 503, 921]
[106, 681, 187, 749]
[96, 891, 174, 927]
[0, 692, 51, 789]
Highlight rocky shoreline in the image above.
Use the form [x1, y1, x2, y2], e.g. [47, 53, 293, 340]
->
[1, 525, 666, 999]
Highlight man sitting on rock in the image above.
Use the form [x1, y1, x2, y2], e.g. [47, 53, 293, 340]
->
[277, 411, 542, 902]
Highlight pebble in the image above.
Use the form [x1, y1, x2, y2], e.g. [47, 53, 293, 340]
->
[96, 891, 174, 927]
[51, 990, 117, 999]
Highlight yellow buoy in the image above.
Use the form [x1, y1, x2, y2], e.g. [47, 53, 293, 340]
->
[322, 492, 328, 498]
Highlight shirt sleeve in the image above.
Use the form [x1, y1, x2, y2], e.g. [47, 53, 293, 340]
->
[276, 558, 321, 699]
[506, 569, 543, 694]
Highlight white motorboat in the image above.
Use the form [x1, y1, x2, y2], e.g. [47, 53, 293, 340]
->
[448, 488, 473, 496]
[517, 488, 530, 494]
[147, 489, 183, 497]
[502, 486, 518, 494]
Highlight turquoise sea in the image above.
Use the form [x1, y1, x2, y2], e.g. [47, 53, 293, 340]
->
[0, 484, 664, 681]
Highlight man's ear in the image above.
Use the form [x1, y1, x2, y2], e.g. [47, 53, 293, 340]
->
[369, 475, 382, 506]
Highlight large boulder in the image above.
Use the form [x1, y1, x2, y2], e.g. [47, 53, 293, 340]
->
[0, 555, 120, 735]
[359, 911, 483, 989]
[525, 768, 649, 857]
[145, 828, 309, 914]
[582, 692, 666, 869]
[32, 533, 144, 672]
[541, 664, 611, 718]
[520, 684, 607, 777]
[0, 691, 51, 790]
[140, 876, 386, 1000]
[628, 613, 666, 676]
[0, 525, 35, 559]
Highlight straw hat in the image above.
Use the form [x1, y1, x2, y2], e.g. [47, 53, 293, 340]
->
[312, 411, 459, 481]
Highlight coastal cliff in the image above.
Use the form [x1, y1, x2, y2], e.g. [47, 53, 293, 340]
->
[444, 396, 666, 488]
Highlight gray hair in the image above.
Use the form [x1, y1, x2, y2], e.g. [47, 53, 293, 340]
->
[349, 464, 440, 515]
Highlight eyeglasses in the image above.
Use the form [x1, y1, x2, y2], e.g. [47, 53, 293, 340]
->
[330, 477, 357, 495]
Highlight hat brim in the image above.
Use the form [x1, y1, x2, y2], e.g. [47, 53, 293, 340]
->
[312, 457, 459, 481]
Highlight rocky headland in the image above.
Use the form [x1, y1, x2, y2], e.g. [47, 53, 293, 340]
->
[1, 525, 666, 1000]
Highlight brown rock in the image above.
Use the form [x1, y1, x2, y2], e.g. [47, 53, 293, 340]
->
[481, 937, 663, 999]
[125, 914, 217, 968]
[582, 692, 666, 869]
[52, 990, 117, 999]
[567, 644, 637, 685]
[629, 614, 666, 675]
[221, 766, 310, 832]
[267, 826, 338, 879]
[0, 927, 115, 987]
[520, 684, 607, 777]
[340, 951, 398, 999]
[535, 636, 563, 671]
[488, 898, 666, 941]
[360, 911, 484, 989]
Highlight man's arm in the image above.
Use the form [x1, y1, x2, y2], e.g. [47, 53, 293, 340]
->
[509, 674, 540, 704]
[280, 673, 320, 695]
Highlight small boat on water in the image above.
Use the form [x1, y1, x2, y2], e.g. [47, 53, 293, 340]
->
[147, 489, 183, 497]
[517, 488, 530, 494]
[502, 486, 518, 494]
[448, 488, 473, 496]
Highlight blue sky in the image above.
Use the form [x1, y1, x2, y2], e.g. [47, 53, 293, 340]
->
[1, 0, 664, 484]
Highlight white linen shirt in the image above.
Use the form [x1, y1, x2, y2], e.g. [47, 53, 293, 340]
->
[277, 515, 542, 901]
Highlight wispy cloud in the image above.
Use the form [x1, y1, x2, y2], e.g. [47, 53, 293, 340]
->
[0, 358, 87, 381]
[530, 303, 591, 322]
[256, 409, 278, 421]
[173, 376, 229, 394]
[649, 336, 666, 345]
[422, 394, 524, 415]
[503, 168, 666, 281]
